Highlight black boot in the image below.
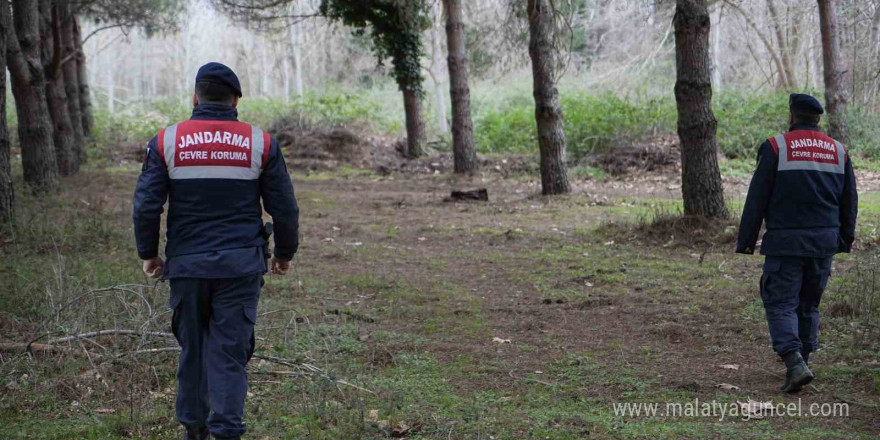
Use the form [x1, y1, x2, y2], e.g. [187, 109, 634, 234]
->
[184, 427, 209, 440]
[801, 350, 810, 365]
[780, 350, 813, 393]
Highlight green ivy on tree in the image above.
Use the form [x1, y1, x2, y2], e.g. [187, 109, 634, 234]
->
[320, 0, 429, 95]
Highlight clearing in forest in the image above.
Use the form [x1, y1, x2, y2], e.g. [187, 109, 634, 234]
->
[1, 158, 878, 439]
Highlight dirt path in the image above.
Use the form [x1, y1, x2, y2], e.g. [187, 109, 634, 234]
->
[269, 172, 879, 438]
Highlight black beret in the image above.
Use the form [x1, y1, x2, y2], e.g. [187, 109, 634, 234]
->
[789, 93, 824, 115]
[195, 62, 242, 97]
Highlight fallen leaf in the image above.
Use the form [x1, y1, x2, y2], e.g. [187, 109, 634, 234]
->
[368, 409, 379, 423]
[96, 408, 115, 414]
[718, 364, 740, 370]
[492, 337, 511, 344]
[716, 383, 739, 390]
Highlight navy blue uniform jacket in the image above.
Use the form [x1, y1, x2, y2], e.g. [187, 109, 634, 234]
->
[736, 123, 857, 257]
[133, 104, 299, 278]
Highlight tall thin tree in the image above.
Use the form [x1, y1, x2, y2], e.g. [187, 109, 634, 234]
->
[429, 0, 448, 134]
[0, 0, 14, 223]
[443, 0, 477, 174]
[818, 0, 849, 145]
[7, 0, 58, 192]
[527, 0, 570, 195]
[74, 16, 94, 139]
[674, 0, 727, 218]
[60, 2, 85, 166]
[40, 0, 76, 176]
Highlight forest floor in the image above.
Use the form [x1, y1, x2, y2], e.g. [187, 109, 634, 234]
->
[1, 156, 879, 439]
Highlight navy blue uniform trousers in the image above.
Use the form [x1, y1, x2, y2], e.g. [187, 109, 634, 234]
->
[760, 255, 832, 356]
[170, 275, 262, 439]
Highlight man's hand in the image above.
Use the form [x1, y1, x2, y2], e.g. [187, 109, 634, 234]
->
[142, 257, 164, 279]
[270, 257, 291, 275]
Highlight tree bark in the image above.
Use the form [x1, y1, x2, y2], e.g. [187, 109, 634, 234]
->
[430, 0, 448, 134]
[282, 55, 291, 102]
[40, 0, 76, 176]
[287, 2, 304, 97]
[290, 25, 303, 96]
[443, 0, 477, 174]
[401, 85, 426, 158]
[527, 0, 570, 195]
[818, 0, 849, 145]
[74, 15, 94, 139]
[0, 1, 13, 223]
[7, 0, 58, 192]
[867, 4, 880, 107]
[106, 47, 116, 113]
[59, 2, 84, 168]
[766, 0, 795, 88]
[674, 0, 727, 218]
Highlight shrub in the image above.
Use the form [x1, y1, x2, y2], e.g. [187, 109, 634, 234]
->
[473, 87, 880, 161]
[847, 104, 880, 158]
[473, 104, 535, 153]
[67, 85, 880, 163]
[84, 91, 394, 163]
[713, 90, 790, 159]
[473, 92, 675, 159]
[562, 93, 675, 157]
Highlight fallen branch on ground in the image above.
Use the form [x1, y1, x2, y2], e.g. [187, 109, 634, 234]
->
[49, 330, 174, 344]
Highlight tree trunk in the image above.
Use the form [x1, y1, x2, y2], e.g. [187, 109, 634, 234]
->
[674, 0, 727, 218]
[7, 0, 57, 192]
[292, 37, 303, 96]
[401, 85, 426, 158]
[867, 4, 880, 108]
[0, 1, 13, 223]
[73, 15, 93, 139]
[107, 49, 116, 113]
[766, 0, 795, 88]
[818, 0, 849, 145]
[290, 26, 303, 96]
[443, 0, 477, 174]
[711, 5, 722, 90]
[282, 55, 291, 102]
[527, 0, 570, 195]
[59, 2, 84, 169]
[40, 0, 75, 176]
[430, 0, 448, 134]
[806, 27, 814, 89]
[260, 39, 271, 97]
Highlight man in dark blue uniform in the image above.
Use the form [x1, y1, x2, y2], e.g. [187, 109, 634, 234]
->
[133, 62, 300, 439]
[737, 93, 857, 393]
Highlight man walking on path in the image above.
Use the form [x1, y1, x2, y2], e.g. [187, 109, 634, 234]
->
[133, 62, 300, 439]
[737, 93, 857, 393]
